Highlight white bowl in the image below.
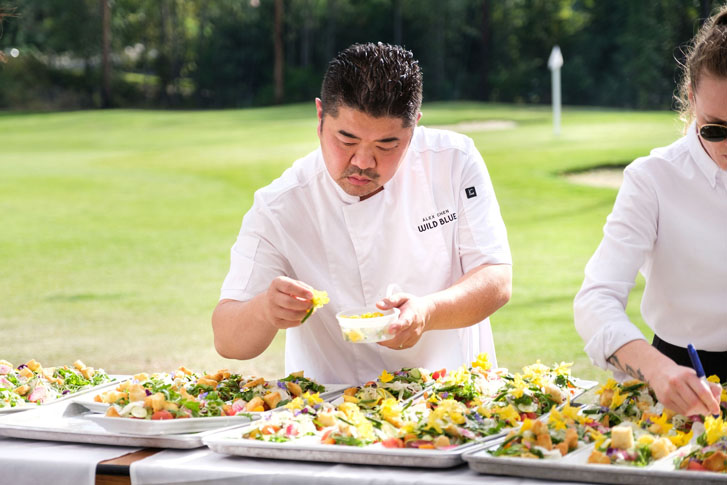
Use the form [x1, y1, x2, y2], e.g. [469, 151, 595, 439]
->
[335, 307, 400, 344]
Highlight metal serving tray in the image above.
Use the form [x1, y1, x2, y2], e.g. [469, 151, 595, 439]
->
[203, 425, 484, 468]
[72, 382, 348, 416]
[464, 438, 727, 484]
[0, 375, 125, 414]
[0, 400, 242, 449]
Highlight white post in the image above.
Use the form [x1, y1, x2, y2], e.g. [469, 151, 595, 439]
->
[548, 45, 563, 136]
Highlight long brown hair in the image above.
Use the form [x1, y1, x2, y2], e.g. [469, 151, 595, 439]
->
[676, 5, 727, 125]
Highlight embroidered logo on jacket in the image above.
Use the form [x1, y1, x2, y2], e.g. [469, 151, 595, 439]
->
[465, 186, 477, 199]
[417, 209, 457, 233]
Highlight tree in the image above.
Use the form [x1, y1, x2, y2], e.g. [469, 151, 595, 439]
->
[273, 0, 284, 104]
[100, 0, 111, 107]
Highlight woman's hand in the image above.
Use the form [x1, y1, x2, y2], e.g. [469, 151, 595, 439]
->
[375, 292, 433, 350]
[610, 340, 721, 416]
[647, 361, 721, 416]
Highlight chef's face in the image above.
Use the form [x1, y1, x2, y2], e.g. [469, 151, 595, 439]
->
[691, 72, 727, 170]
[316, 98, 420, 200]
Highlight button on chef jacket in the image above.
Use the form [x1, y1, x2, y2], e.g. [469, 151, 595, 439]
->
[221, 126, 512, 384]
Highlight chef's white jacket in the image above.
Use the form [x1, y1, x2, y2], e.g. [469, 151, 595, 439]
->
[221, 126, 512, 383]
[574, 122, 727, 373]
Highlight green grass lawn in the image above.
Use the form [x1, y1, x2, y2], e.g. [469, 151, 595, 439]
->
[0, 102, 682, 382]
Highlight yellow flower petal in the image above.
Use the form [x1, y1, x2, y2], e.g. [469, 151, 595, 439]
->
[472, 353, 492, 372]
[379, 370, 395, 383]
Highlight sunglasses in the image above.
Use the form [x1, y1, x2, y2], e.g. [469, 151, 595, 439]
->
[699, 123, 727, 143]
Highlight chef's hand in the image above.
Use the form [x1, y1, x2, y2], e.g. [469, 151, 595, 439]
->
[263, 276, 315, 329]
[375, 292, 432, 350]
[647, 361, 721, 417]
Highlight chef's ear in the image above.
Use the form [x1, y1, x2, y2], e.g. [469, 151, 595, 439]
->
[416, 111, 422, 125]
[315, 98, 324, 134]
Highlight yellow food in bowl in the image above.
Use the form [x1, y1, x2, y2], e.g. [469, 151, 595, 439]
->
[341, 312, 384, 319]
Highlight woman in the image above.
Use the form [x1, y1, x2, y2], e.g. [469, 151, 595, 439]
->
[574, 5, 727, 417]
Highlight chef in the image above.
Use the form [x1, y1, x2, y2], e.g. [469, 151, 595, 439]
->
[212, 42, 512, 383]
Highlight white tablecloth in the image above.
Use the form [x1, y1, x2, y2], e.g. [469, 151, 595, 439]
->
[0, 436, 140, 485]
[130, 448, 591, 485]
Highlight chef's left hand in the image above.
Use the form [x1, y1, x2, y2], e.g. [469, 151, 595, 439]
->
[376, 293, 432, 350]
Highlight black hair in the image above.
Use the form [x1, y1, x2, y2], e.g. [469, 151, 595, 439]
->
[320, 42, 423, 127]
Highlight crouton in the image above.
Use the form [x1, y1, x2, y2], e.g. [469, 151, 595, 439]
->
[610, 425, 634, 450]
[556, 442, 569, 456]
[588, 450, 611, 464]
[544, 384, 564, 404]
[263, 391, 282, 409]
[649, 437, 676, 460]
[286, 381, 303, 397]
[105, 406, 121, 418]
[599, 388, 614, 407]
[243, 377, 265, 389]
[564, 427, 578, 451]
[535, 431, 553, 450]
[703, 450, 727, 472]
[144, 392, 166, 412]
[246, 396, 265, 412]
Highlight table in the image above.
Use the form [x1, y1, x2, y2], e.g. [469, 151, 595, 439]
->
[97, 450, 159, 485]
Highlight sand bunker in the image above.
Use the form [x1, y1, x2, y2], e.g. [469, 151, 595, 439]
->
[565, 168, 624, 189]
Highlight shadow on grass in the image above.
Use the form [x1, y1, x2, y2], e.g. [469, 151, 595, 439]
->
[559, 161, 629, 176]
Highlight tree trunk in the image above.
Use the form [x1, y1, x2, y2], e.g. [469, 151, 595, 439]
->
[274, 0, 285, 104]
[480, 0, 490, 99]
[325, 0, 337, 62]
[100, 0, 112, 108]
[301, 0, 312, 67]
[393, 0, 402, 45]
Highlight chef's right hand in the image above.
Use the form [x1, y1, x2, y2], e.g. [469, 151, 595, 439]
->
[647, 361, 721, 417]
[264, 276, 314, 329]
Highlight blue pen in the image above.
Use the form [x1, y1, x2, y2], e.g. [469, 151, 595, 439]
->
[687, 343, 706, 379]
[687, 343, 720, 417]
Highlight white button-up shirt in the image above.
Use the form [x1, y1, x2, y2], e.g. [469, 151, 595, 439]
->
[221, 126, 512, 383]
[574, 122, 727, 372]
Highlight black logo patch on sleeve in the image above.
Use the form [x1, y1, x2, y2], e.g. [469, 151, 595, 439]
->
[465, 186, 477, 199]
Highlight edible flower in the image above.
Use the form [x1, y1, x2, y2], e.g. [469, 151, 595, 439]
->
[426, 399, 466, 434]
[446, 366, 470, 387]
[379, 398, 402, 425]
[609, 388, 627, 409]
[668, 429, 693, 448]
[379, 370, 394, 383]
[285, 397, 304, 410]
[521, 361, 549, 379]
[647, 411, 673, 435]
[302, 392, 322, 406]
[491, 404, 520, 426]
[471, 353, 491, 372]
[508, 374, 527, 399]
[548, 406, 568, 430]
[551, 361, 573, 377]
[704, 416, 727, 445]
[595, 378, 618, 396]
[301, 288, 330, 323]
[311, 289, 329, 309]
